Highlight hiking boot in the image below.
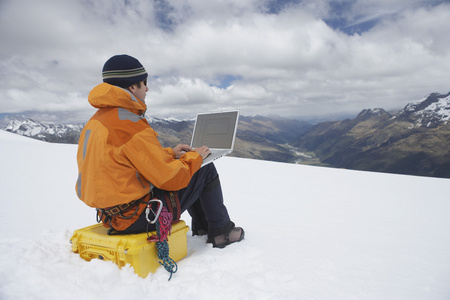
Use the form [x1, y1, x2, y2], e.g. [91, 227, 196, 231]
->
[208, 222, 245, 248]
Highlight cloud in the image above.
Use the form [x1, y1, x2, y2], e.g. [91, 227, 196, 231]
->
[0, 0, 449, 123]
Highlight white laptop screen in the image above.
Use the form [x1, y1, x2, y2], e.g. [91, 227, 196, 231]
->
[191, 111, 239, 149]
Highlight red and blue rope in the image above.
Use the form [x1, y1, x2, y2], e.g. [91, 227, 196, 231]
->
[154, 207, 177, 280]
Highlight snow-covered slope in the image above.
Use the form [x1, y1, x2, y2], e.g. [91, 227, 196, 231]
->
[1, 130, 450, 300]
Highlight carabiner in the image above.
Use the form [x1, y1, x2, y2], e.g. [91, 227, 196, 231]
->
[145, 199, 163, 224]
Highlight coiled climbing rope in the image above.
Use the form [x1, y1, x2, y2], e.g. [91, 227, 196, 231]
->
[153, 206, 178, 280]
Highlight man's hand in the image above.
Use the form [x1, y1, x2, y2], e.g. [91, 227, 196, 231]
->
[173, 144, 192, 158]
[174, 144, 211, 160]
[194, 146, 211, 160]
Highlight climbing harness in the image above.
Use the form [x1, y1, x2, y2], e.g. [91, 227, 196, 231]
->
[146, 199, 178, 280]
[97, 197, 147, 235]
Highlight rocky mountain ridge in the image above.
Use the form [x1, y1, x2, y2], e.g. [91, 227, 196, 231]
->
[395, 92, 450, 128]
[293, 92, 450, 178]
[2, 116, 85, 144]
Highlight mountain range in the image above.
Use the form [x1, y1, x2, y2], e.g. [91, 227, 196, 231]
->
[0, 113, 312, 164]
[293, 92, 450, 178]
[0, 115, 84, 144]
[2, 91, 449, 178]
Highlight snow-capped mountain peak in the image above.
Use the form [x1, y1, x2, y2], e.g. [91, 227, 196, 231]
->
[398, 92, 450, 127]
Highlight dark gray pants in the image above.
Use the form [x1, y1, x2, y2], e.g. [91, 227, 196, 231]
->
[125, 163, 231, 235]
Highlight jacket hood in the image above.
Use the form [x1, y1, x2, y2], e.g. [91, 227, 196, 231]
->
[88, 83, 147, 114]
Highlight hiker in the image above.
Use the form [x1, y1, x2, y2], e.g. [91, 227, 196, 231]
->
[75, 54, 244, 248]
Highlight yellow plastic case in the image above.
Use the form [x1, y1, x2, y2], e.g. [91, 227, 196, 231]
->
[70, 220, 189, 278]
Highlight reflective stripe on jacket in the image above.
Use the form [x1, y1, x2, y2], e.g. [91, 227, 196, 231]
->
[76, 83, 202, 209]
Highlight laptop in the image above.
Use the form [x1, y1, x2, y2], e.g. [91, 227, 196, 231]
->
[190, 110, 239, 167]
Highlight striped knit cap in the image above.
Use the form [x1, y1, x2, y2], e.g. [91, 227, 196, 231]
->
[102, 55, 148, 88]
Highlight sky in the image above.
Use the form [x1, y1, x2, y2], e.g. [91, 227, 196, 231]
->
[1, 0, 449, 123]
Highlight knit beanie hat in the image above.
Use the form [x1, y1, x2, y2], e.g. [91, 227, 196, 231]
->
[102, 55, 148, 88]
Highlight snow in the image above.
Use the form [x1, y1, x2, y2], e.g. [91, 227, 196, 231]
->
[1, 129, 450, 300]
[425, 95, 450, 122]
[412, 94, 450, 124]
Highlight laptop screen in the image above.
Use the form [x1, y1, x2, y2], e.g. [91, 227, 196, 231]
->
[191, 111, 239, 149]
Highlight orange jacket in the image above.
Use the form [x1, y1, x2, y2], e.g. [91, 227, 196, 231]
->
[76, 83, 202, 210]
